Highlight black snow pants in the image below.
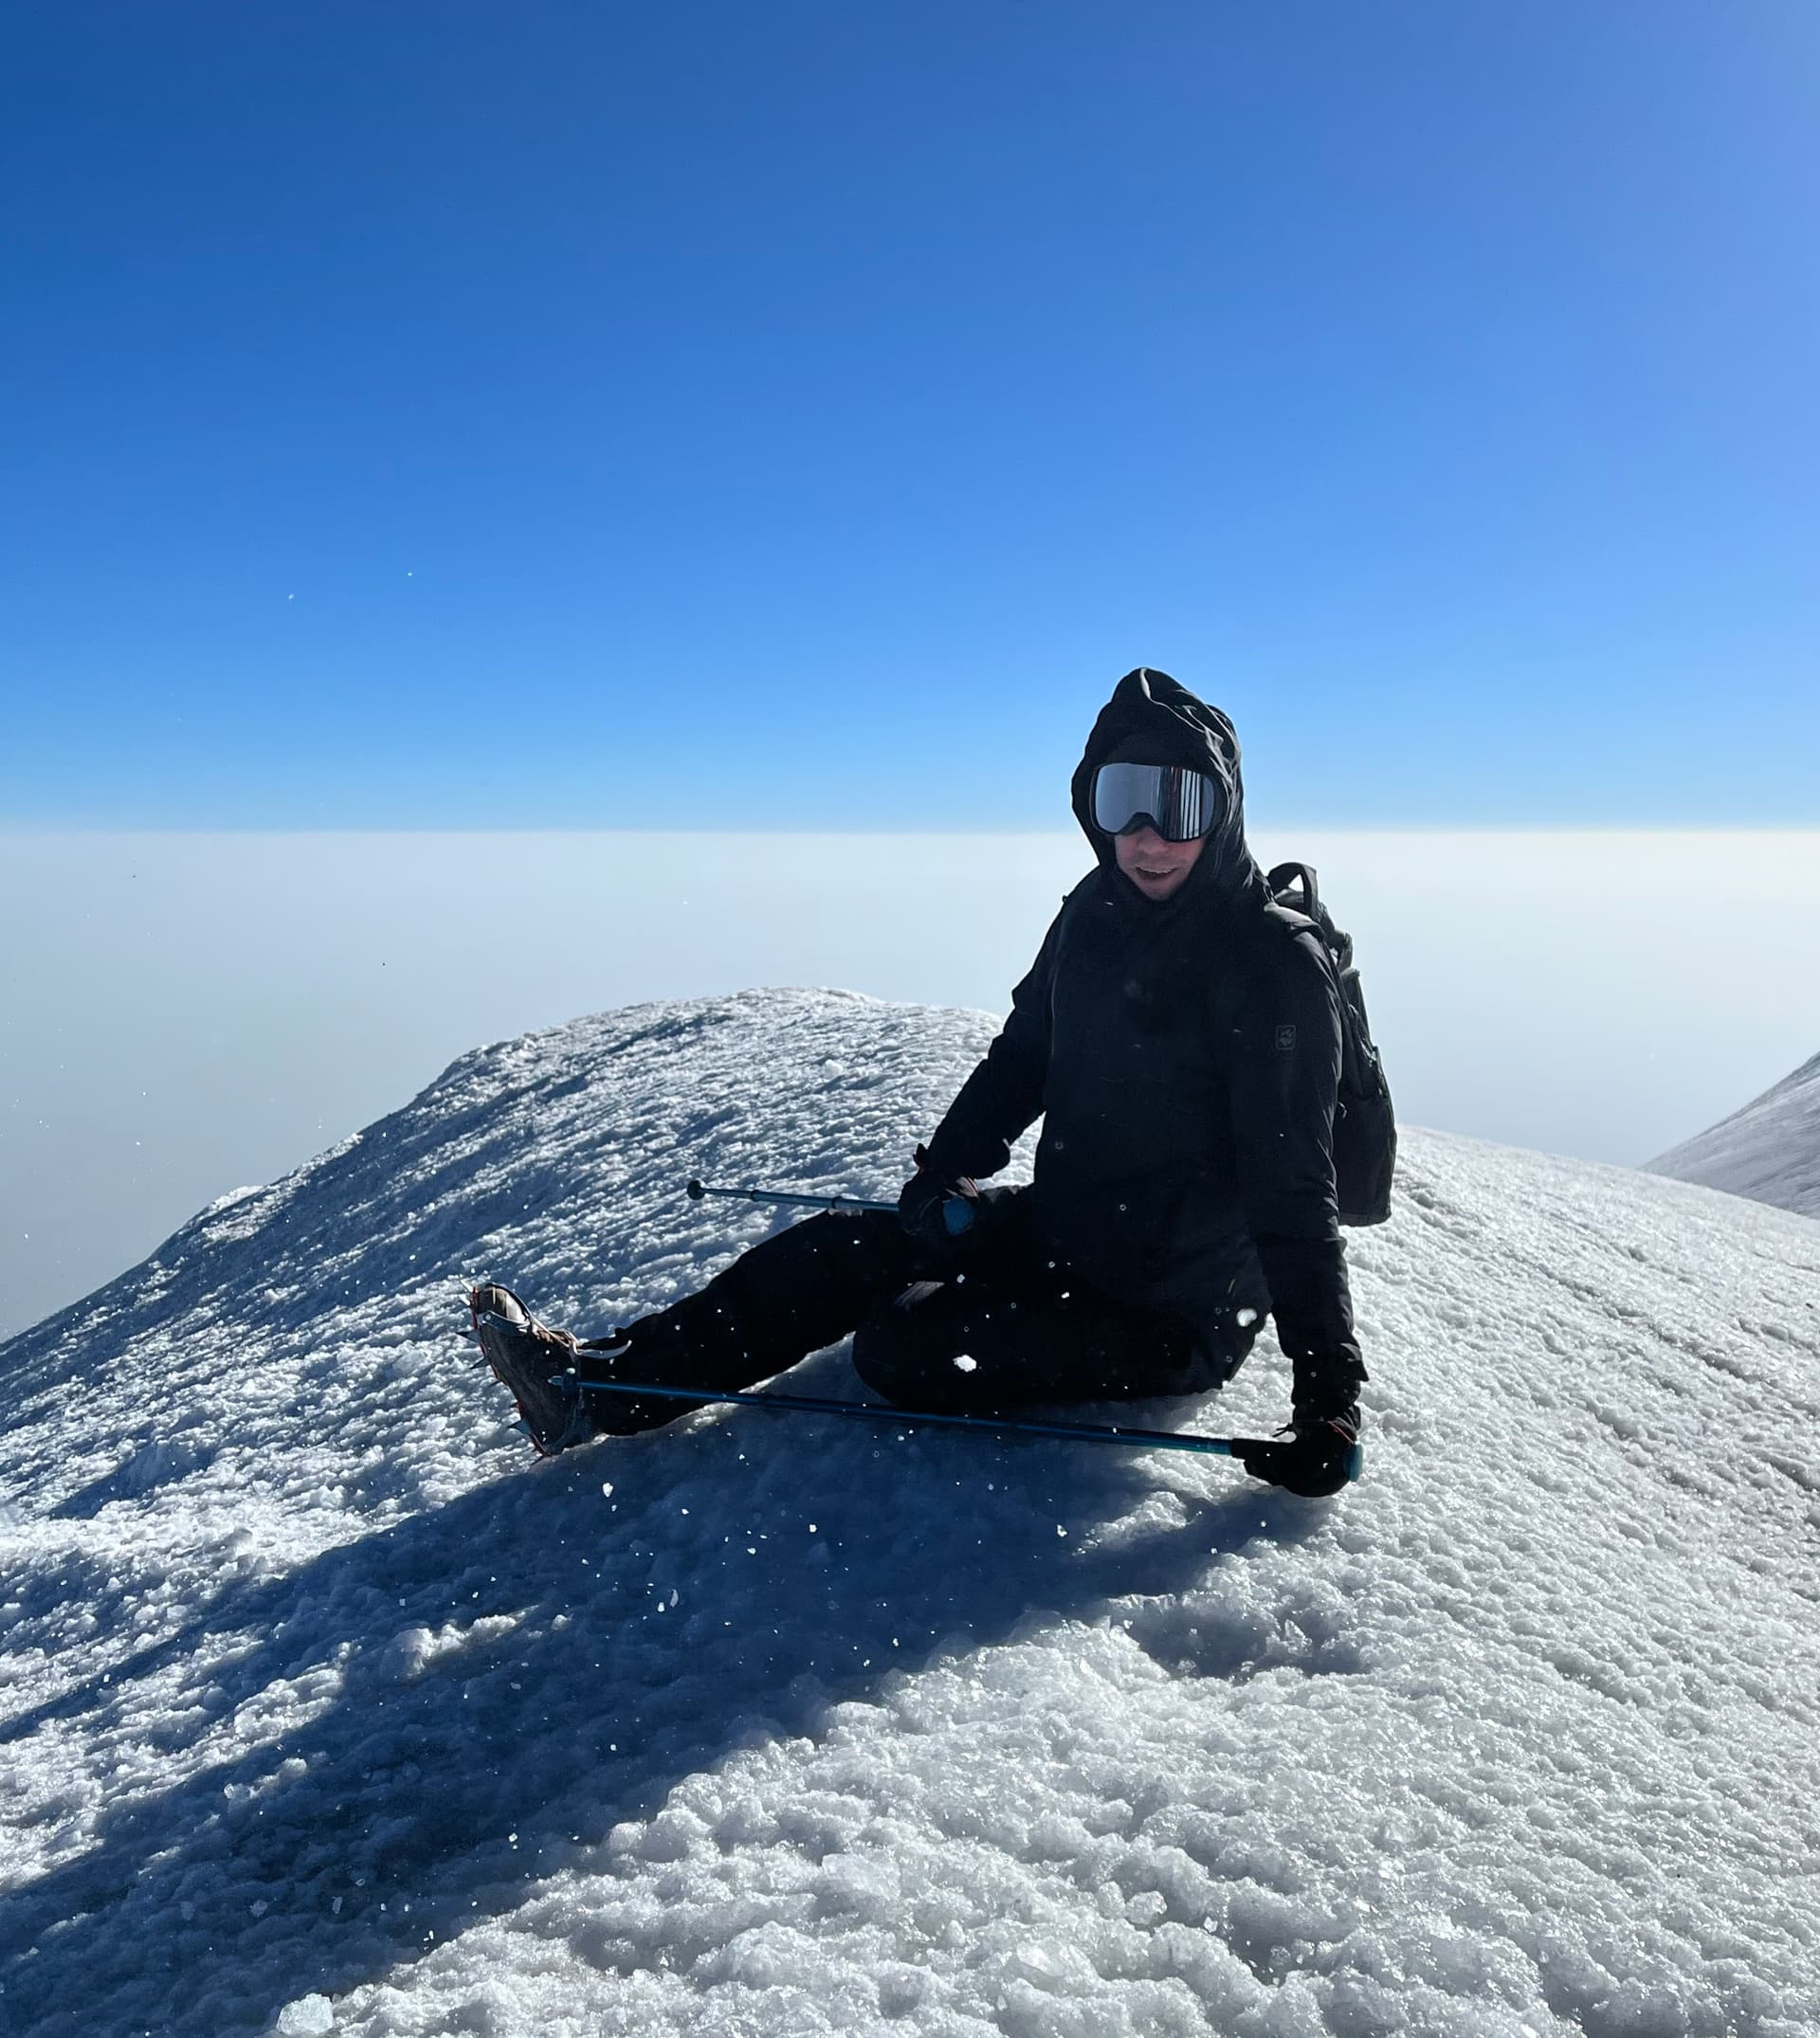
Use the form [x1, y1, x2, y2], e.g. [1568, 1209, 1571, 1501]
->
[592, 1186, 1254, 1425]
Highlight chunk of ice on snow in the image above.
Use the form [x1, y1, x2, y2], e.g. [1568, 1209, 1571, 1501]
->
[276, 1995, 335, 2035]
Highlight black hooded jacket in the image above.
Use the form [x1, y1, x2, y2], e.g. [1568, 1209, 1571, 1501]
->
[923, 668, 1365, 1406]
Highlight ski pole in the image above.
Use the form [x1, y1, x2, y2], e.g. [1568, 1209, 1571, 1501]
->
[686, 1176, 896, 1214]
[561, 1370, 1266, 1459]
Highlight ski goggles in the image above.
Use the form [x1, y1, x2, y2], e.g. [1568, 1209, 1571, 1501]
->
[1090, 762, 1223, 841]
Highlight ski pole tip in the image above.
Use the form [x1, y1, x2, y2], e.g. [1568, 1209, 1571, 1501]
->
[685, 1177, 704, 1200]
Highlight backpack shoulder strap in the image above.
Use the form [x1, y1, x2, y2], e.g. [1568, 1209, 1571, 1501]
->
[1265, 860, 1353, 973]
[1265, 862, 1320, 921]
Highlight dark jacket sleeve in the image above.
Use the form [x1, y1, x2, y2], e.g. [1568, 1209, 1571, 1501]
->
[1227, 928, 1367, 1404]
[921, 908, 1064, 1182]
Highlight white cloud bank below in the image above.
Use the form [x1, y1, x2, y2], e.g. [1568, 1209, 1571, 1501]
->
[2, 829, 1816, 1340]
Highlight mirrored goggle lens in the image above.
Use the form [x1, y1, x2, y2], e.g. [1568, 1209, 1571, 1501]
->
[1092, 763, 1221, 841]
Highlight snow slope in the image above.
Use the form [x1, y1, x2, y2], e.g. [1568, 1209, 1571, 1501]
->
[1648, 1049, 1820, 1219]
[1, 987, 1816, 2038]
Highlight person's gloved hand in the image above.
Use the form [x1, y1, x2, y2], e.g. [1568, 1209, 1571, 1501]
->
[1238, 1406, 1362, 1498]
[898, 1143, 980, 1249]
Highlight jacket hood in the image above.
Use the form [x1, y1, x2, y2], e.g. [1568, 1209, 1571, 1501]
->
[1069, 667, 1261, 904]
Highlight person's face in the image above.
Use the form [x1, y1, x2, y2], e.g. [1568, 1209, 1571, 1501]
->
[1112, 824, 1205, 901]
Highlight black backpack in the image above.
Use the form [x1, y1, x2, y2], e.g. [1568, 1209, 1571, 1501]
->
[1262, 862, 1396, 1226]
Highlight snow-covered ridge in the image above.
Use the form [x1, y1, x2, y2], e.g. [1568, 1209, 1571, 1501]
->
[1648, 1046, 1820, 1218]
[1, 988, 1816, 2038]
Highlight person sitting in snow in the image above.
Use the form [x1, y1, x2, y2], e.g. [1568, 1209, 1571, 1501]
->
[473, 666, 1369, 1497]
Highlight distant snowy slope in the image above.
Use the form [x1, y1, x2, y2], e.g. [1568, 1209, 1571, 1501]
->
[2, 988, 1817, 2038]
[1648, 1047, 1820, 1217]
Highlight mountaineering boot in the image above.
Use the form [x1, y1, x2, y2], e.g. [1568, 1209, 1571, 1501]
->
[470, 1283, 597, 1456]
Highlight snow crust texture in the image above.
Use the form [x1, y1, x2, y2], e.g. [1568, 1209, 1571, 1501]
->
[2, 987, 1817, 2038]
[1648, 1047, 1820, 1219]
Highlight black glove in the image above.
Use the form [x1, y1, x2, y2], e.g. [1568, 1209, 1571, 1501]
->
[1238, 1407, 1362, 1499]
[898, 1143, 980, 1250]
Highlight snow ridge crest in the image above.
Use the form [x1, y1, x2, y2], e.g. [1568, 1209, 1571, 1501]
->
[1, 991, 1816, 2038]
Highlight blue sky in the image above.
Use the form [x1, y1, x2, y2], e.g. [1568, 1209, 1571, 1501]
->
[4, 2, 1817, 828]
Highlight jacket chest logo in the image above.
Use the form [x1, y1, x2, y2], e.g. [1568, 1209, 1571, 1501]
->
[1275, 1024, 1298, 1052]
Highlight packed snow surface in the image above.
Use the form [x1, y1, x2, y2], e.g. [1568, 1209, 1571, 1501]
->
[2, 988, 1817, 2038]
[1648, 1047, 1820, 1219]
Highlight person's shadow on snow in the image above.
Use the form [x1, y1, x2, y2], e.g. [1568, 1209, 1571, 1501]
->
[0, 1354, 1336, 2038]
